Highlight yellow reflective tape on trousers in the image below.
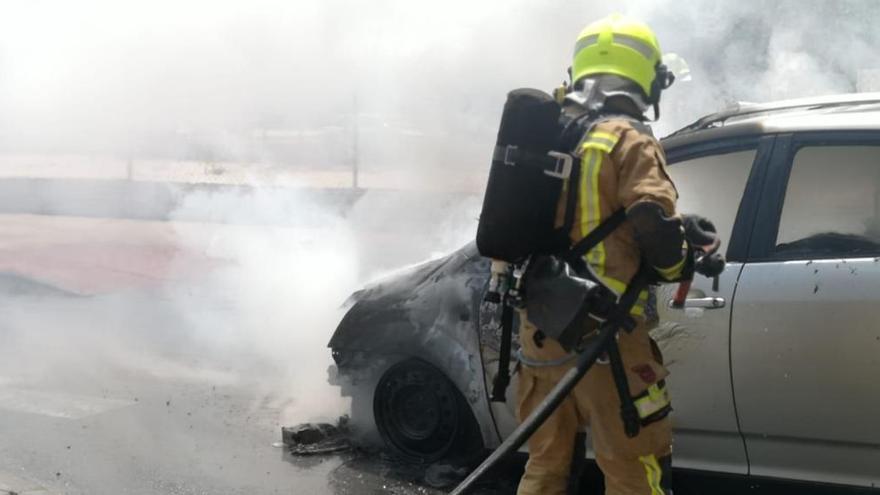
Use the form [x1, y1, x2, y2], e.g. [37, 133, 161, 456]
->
[635, 383, 671, 418]
[638, 455, 666, 495]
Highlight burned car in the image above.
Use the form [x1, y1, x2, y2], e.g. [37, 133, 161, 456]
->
[329, 93, 880, 491]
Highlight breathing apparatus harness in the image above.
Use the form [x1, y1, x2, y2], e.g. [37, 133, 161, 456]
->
[486, 205, 627, 403]
[484, 95, 630, 404]
[484, 77, 651, 404]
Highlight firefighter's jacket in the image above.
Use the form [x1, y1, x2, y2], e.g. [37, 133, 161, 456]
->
[553, 116, 682, 318]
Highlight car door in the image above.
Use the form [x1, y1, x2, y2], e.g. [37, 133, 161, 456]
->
[655, 136, 773, 475]
[731, 133, 880, 488]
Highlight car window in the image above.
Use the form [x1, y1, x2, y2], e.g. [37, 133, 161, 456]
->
[776, 145, 880, 258]
[667, 149, 756, 250]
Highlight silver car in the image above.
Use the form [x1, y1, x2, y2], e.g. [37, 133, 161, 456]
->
[328, 93, 880, 491]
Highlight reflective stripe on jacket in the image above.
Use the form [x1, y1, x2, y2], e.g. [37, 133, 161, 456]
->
[554, 116, 680, 315]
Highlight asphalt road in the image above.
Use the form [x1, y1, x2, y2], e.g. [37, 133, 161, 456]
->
[0, 210, 491, 495]
[0, 359, 521, 495]
[0, 275, 509, 495]
[0, 364, 333, 494]
[1, 368, 855, 495]
[0, 298, 867, 495]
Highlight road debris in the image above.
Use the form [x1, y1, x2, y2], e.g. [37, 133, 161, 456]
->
[423, 462, 470, 488]
[281, 416, 352, 456]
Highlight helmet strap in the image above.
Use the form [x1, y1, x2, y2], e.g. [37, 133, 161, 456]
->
[649, 63, 675, 122]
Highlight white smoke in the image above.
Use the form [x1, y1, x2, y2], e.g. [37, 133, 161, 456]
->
[627, 0, 880, 132]
[1, 0, 879, 436]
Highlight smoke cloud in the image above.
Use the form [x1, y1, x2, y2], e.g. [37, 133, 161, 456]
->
[0, 0, 879, 442]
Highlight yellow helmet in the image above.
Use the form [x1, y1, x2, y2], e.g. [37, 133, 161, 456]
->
[572, 14, 664, 100]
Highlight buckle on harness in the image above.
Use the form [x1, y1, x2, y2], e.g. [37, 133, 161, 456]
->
[545, 151, 573, 179]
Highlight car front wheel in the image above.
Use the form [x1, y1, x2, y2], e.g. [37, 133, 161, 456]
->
[373, 358, 481, 462]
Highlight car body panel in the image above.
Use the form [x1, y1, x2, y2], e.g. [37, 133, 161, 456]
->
[647, 138, 775, 474]
[732, 259, 880, 487]
[328, 243, 501, 449]
[654, 265, 747, 474]
[728, 130, 880, 488]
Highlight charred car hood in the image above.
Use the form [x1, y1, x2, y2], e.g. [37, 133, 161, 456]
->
[328, 241, 489, 353]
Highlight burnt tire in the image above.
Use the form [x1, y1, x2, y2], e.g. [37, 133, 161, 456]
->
[373, 358, 482, 463]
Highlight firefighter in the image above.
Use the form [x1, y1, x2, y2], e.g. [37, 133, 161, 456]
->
[515, 14, 720, 495]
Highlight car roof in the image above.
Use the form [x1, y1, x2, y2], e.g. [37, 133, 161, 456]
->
[662, 93, 880, 151]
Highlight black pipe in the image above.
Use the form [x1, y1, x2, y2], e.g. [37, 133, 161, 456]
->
[450, 269, 648, 495]
[490, 303, 514, 402]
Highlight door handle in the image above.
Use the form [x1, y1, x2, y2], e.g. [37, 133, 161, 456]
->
[667, 296, 726, 309]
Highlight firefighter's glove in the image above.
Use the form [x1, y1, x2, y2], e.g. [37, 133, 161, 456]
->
[683, 214, 719, 248]
[682, 214, 725, 278]
[695, 251, 726, 278]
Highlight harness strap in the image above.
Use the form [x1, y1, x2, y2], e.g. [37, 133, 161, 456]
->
[490, 112, 638, 405]
[490, 303, 515, 402]
[559, 112, 595, 239]
[607, 335, 642, 438]
[491, 145, 572, 179]
[605, 264, 650, 438]
[491, 110, 593, 402]
[567, 207, 627, 261]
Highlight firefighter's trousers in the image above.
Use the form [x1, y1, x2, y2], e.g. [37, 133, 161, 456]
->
[515, 316, 673, 495]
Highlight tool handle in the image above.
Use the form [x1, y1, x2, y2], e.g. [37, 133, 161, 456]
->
[671, 279, 691, 309]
